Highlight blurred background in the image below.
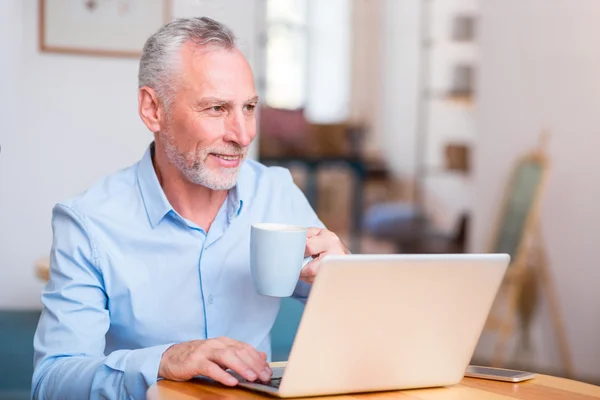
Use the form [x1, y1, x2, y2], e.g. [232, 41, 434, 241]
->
[2, 0, 600, 398]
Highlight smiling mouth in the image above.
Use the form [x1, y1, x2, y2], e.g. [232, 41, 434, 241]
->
[211, 154, 242, 161]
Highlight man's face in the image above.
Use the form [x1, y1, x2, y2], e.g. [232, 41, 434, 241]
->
[158, 43, 257, 190]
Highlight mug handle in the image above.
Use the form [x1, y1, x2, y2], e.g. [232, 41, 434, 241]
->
[302, 256, 313, 267]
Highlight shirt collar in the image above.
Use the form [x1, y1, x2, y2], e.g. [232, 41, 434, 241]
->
[227, 183, 244, 222]
[137, 142, 245, 228]
[137, 143, 173, 228]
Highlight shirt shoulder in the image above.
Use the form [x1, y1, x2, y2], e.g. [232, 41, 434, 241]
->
[239, 159, 296, 192]
[238, 159, 323, 228]
[58, 161, 140, 220]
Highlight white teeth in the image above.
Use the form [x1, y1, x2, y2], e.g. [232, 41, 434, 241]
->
[214, 154, 239, 161]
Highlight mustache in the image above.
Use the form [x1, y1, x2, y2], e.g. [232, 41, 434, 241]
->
[203, 145, 247, 156]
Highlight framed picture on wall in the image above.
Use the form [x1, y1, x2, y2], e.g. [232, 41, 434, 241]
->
[39, 0, 172, 58]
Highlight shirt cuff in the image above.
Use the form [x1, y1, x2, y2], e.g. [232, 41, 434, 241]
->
[124, 343, 175, 399]
[292, 280, 312, 303]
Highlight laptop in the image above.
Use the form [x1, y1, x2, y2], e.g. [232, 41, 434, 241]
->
[232, 253, 510, 397]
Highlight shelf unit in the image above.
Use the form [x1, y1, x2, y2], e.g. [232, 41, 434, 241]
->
[414, 0, 479, 233]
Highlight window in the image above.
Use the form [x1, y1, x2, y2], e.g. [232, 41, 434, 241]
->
[263, 0, 351, 123]
[264, 0, 308, 110]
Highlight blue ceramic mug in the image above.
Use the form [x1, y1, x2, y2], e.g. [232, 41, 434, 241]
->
[250, 223, 310, 297]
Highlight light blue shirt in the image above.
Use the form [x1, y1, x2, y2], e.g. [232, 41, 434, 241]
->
[32, 143, 324, 400]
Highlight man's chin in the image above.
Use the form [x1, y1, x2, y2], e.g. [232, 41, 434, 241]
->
[201, 180, 238, 191]
[197, 170, 240, 191]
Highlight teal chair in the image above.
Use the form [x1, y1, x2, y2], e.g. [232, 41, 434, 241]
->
[0, 311, 41, 400]
[270, 298, 305, 361]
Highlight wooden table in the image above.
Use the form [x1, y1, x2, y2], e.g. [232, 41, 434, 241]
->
[148, 373, 600, 400]
[35, 256, 50, 282]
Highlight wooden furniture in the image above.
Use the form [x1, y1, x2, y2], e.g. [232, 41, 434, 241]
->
[413, 1, 477, 218]
[147, 372, 600, 400]
[35, 256, 50, 282]
[260, 156, 388, 253]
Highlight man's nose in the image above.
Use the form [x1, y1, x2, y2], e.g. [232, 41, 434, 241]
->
[224, 110, 253, 147]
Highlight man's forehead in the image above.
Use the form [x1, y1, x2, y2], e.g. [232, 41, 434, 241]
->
[178, 42, 255, 98]
[180, 42, 249, 72]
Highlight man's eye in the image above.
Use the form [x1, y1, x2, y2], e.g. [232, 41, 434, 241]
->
[244, 104, 256, 112]
[210, 106, 225, 112]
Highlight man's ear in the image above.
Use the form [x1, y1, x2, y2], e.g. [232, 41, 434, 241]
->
[138, 86, 164, 133]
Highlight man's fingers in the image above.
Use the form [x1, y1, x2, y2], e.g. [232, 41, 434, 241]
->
[212, 348, 270, 383]
[210, 339, 271, 382]
[212, 350, 257, 382]
[299, 256, 321, 284]
[199, 361, 238, 386]
[235, 346, 271, 382]
[158, 339, 271, 384]
[304, 236, 329, 257]
[306, 227, 322, 239]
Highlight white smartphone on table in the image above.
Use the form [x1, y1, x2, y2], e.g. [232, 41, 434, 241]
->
[465, 365, 536, 382]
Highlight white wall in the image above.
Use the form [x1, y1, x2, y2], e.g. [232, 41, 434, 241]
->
[375, 0, 421, 184]
[0, 0, 260, 310]
[348, 0, 380, 157]
[471, 0, 600, 382]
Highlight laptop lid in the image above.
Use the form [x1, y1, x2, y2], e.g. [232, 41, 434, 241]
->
[277, 253, 510, 397]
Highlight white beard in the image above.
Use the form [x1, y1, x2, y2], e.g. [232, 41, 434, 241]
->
[161, 133, 246, 190]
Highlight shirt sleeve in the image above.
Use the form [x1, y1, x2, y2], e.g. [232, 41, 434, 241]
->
[32, 204, 174, 400]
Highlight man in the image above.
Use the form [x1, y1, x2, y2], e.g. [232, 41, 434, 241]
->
[32, 17, 348, 400]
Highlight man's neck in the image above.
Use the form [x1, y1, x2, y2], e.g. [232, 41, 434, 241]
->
[152, 144, 227, 232]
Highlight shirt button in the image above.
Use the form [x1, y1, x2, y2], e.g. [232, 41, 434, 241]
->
[208, 295, 214, 304]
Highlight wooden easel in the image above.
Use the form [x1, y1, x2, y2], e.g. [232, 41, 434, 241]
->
[483, 131, 573, 377]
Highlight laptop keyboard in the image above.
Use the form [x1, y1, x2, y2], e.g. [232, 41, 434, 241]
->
[265, 377, 282, 388]
[245, 377, 281, 388]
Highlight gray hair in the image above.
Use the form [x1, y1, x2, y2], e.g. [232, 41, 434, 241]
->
[138, 17, 236, 109]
